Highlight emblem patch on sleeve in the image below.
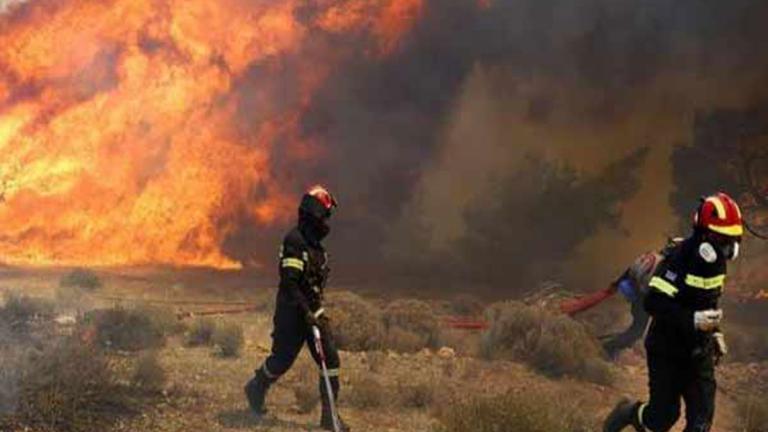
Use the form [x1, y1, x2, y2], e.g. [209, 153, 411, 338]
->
[699, 242, 718, 264]
[665, 270, 678, 282]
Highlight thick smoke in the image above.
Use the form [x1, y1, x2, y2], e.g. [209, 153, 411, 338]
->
[257, 0, 768, 294]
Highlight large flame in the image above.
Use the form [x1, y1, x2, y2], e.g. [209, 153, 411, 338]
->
[0, 0, 423, 268]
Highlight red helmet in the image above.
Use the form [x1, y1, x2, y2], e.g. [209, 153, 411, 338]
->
[299, 185, 338, 220]
[694, 192, 743, 237]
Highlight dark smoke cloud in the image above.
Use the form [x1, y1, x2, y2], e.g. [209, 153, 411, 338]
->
[221, 0, 768, 295]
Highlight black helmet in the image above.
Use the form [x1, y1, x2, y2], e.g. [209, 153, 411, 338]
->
[299, 185, 338, 220]
[298, 185, 337, 243]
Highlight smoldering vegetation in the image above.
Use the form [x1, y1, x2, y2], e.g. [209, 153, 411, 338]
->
[0, 288, 176, 431]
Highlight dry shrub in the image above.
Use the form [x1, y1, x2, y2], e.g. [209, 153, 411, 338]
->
[294, 384, 320, 414]
[213, 322, 244, 358]
[435, 389, 594, 432]
[89, 306, 172, 351]
[59, 268, 102, 292]
[382, 299, 441, 353]
[54, 284, 92, 314]
[325, 291, 385, 351]
[347, 376, 386, 409]
[0, 341, 24, 417]
[724, 323, 768, 363]
[131, 352, 167, 393]
[448, 294, 485, 316]
[12, 337, 132, 432]
[0, 292, 54, 331]
[185, 317, 217, 347]
[481, 301, 615, 385]
[738, 393, 768, 432]
[291, 360, 320, 414]
[366, 351, 387, 373]
[397, 379, 435, 409]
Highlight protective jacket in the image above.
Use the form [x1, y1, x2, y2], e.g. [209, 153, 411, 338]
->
[645, 234, 727, 358]
[277, 225, 330, 319]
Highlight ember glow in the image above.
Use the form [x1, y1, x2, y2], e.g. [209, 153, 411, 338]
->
[0, 0, 423, 268]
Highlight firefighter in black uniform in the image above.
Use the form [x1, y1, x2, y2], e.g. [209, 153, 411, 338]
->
[244, 185, 348, 431]
[603, 192, 743, 432]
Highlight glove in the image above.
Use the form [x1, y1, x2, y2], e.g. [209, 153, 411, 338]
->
[694, 309, 722, 332]
[305, 307, 326, 327]
[713, 332, 728, 358]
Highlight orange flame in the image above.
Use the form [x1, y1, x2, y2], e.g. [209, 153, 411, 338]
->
[0, 0, 422, 269]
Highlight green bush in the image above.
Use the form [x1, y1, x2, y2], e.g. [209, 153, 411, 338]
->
[481, 301, 615, 385]
[185, 317, 217, 347]
[435, 389, 594, 432]
[325, 291, 385, 351]
[382, 299, 441, 353]
[212, 322, 244, 358]
[59, 268, 102, 292]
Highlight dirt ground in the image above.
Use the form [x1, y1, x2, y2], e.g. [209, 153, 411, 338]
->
[2, 269, 764, 432]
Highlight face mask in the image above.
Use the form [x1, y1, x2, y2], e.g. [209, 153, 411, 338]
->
[730, 242, 740, 260]
[720, 241, 740, 261]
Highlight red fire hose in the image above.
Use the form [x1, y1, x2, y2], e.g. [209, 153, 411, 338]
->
[559, 285, 617, 316]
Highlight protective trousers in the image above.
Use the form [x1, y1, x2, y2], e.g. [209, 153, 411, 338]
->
[639, 348, 716, 432]
[260, 301, 341, 396]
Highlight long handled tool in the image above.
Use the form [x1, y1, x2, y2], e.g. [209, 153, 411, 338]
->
[312, 325, 341, 432]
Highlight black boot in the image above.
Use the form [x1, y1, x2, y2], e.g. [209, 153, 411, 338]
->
[603, 398, 644, 432]
[245, 368, 273, 416]
[319, 375, 349, 431]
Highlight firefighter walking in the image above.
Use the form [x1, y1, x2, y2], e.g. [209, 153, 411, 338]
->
[244, 185, 349, 431]
[604, 192, 743, 432]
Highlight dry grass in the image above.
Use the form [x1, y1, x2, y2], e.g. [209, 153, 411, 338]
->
[212, 322, 244, 358]
[59, 268, 102, 292]
[131, 352, 167, 393]
[435, 388, 594, 432]
[291, 359, 320, 414]
[737, 392, 768, 432]
[9, 337, 133, 432]
[54, 284, 92, 314]
[293, 383, 320, 414]
[481, 301, 615, 385]
[347, 375, 386, 409]
[448, 294, 485, 316]
[396, 379, 435, 409]
[725, 323, 768, 363]
[325, 291, 385, 351]
[0, 292, 54, 332]
[382, 299, 441, 353]
[185, 317, 217, 347]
